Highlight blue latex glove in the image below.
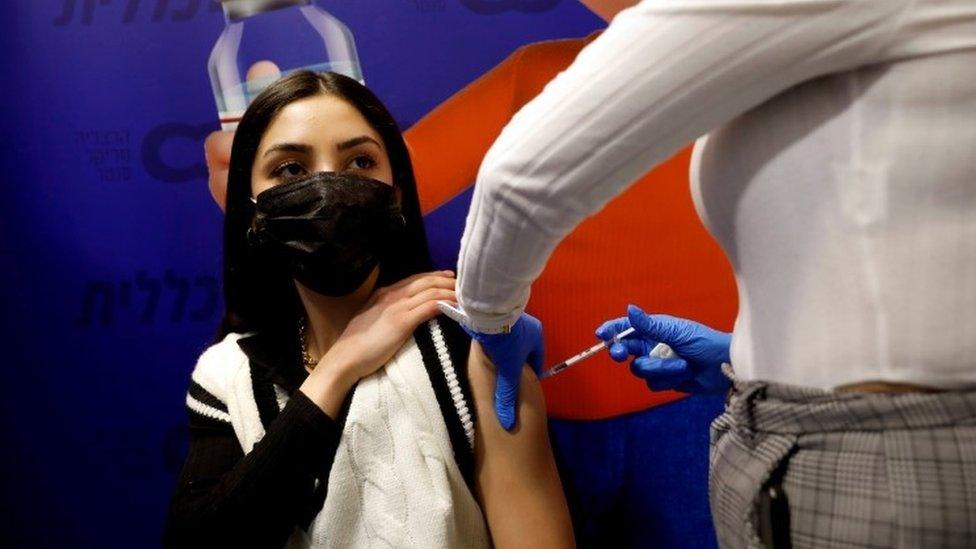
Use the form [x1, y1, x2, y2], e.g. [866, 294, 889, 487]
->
[463, 313, 545, 431]
[595, 305, 731, 394]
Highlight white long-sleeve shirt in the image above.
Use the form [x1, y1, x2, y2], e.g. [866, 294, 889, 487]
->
[456, 0, 976, 390]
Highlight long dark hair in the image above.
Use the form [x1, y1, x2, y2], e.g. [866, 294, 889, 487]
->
[216, 71, 432, 340]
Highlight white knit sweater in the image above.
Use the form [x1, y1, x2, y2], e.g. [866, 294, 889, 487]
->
[189, 319, 490, 548]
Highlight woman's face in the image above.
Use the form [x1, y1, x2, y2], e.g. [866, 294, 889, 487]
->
[251, 93, 394, 198]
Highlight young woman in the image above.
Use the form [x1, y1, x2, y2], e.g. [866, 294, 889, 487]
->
[163, 71, 573, 548]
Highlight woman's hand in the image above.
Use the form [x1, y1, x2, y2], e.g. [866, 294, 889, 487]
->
[300, 270, 457, 416]
[331, 270, 457, 379]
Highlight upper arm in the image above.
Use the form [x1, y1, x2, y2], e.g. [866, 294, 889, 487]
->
[175, 406, 244, 489]
[165, 396, 246, 546]
[468, 342, 575, 548]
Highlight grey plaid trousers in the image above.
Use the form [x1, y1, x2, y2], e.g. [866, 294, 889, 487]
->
[709, 376, 976, 549]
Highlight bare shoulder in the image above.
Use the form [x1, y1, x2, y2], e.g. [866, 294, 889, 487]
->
[467, 342, 575, 548]
[467, 342, 549, 445]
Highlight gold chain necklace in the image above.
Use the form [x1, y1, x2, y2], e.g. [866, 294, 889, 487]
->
[298, 317, 317, 371]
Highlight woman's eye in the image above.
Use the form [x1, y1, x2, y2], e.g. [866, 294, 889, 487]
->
[272, 162, 307, 180]
[347, 154, 377, 171]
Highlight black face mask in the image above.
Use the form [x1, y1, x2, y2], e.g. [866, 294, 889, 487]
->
[248, 171, 406, 297]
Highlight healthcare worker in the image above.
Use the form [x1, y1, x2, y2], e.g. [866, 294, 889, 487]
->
[452, 1, 976, 547]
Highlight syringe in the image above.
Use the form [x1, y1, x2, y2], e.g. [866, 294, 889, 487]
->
[539, 327, 636, 379]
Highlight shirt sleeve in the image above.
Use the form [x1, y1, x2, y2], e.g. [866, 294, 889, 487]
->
[455, 0, 913, 332]
[163, 390, 341, 548]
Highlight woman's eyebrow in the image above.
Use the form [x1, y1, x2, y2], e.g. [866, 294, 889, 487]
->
[263, 143, 312, 157]
[337, 136, 382, 151]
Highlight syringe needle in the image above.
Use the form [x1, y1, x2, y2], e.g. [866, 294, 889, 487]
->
[539, 327, 637, 379]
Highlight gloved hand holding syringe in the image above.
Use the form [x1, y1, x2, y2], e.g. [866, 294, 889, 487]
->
[440, 300, 727, 394]
[593, 305, 732, 394]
